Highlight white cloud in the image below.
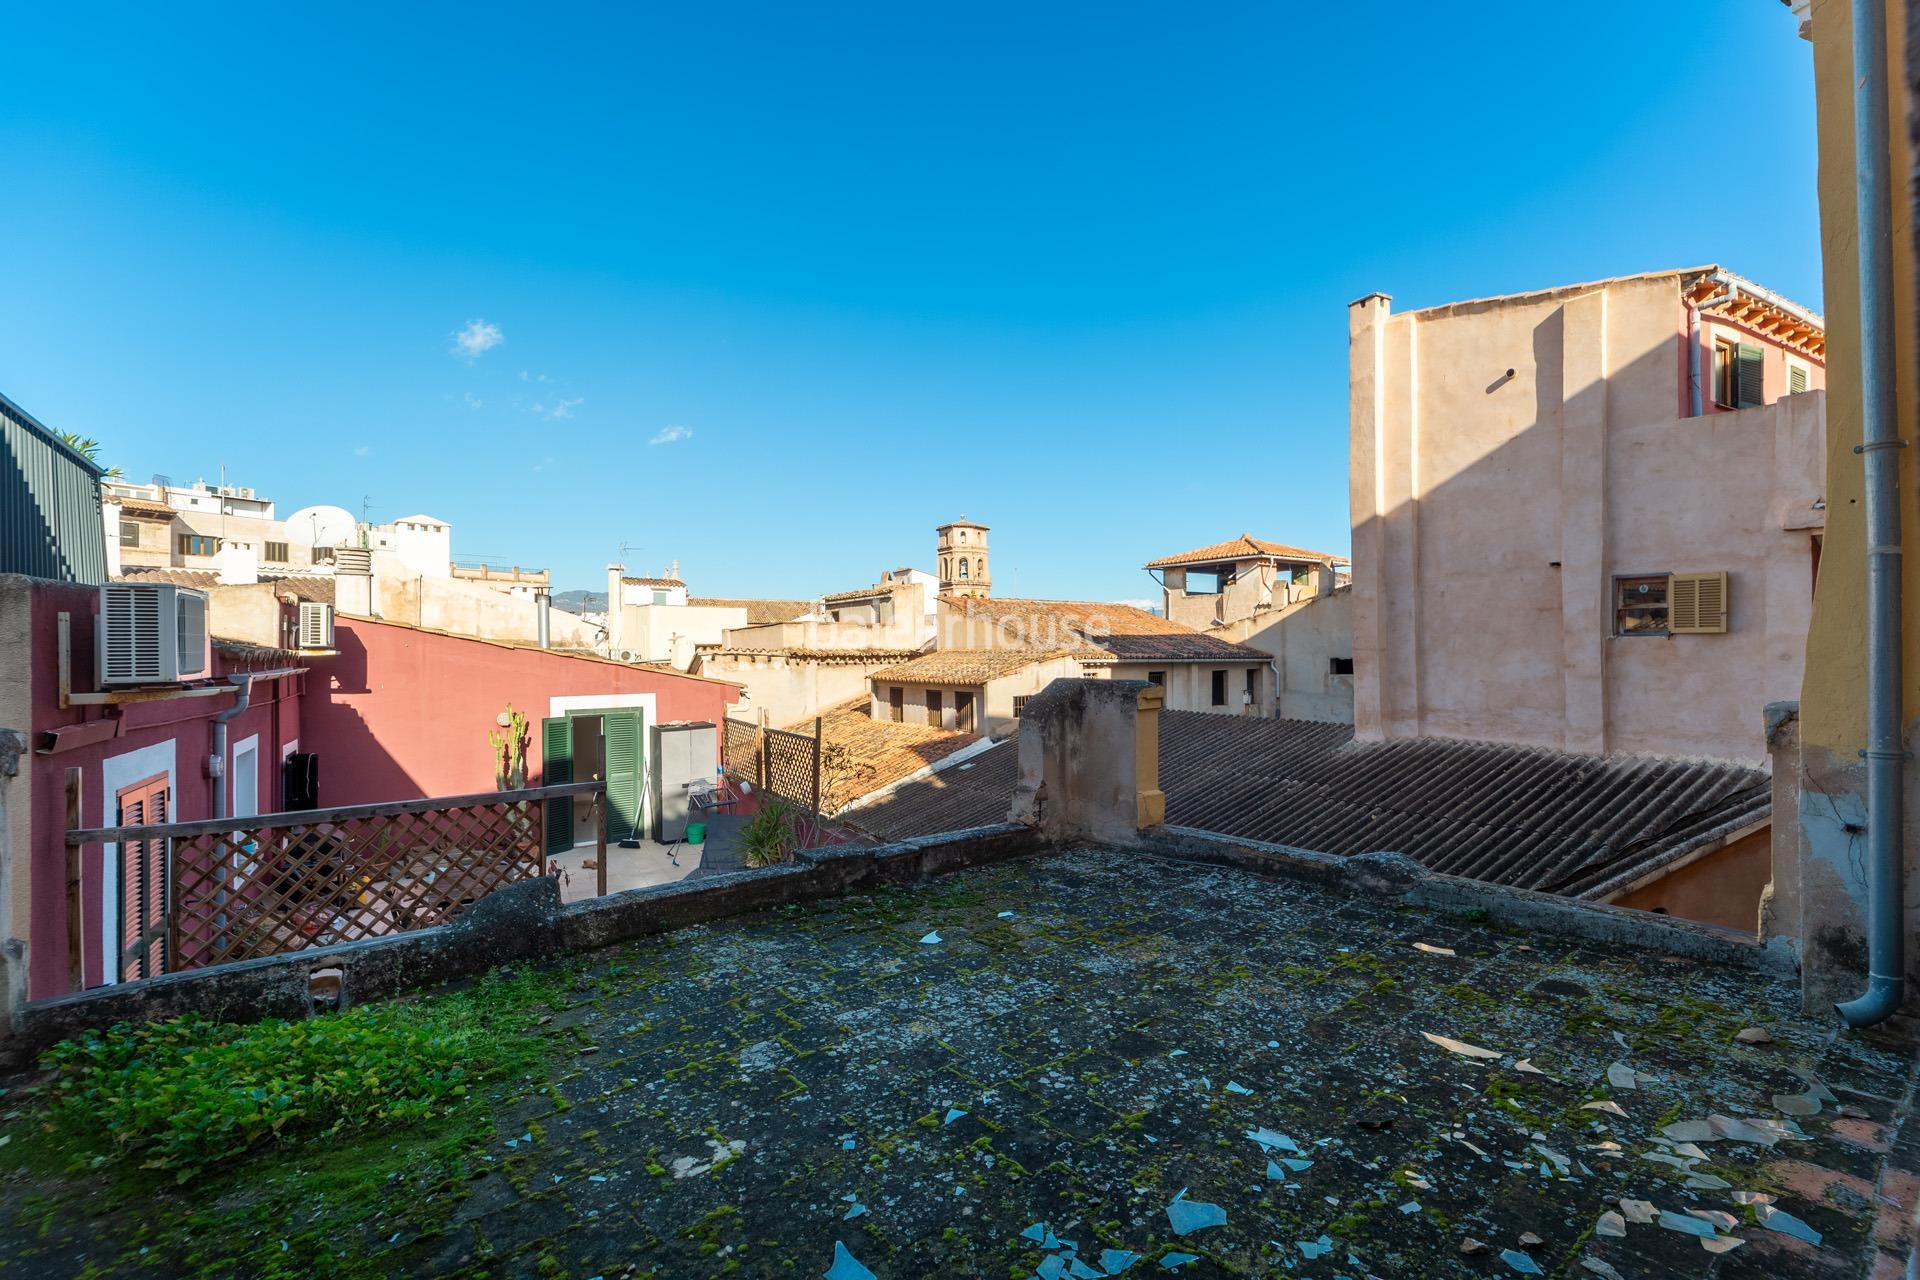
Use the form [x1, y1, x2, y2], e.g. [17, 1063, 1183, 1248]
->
[549, 396, 583, 420]
[649, 424, 693, 446]
[352, 445, 371, 457]
[451, 318, 504, 360]
[463, 391, 484, 409]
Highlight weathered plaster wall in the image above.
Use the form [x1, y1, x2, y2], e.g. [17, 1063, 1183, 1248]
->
[1773, 0, 1919, 1010]
[1349, 275, 1825, 763]
[1208, 587, 1355, 724]
[699, 653, 894, 729]
[372, 557, 596, 649]
[1009, 679, 1163, 843]
[1609, 826, 1772, 933]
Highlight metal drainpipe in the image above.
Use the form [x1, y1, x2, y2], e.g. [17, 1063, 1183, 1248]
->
[1837, 0, 1907, 1029]
[538, 592, 551, 649]
[210, 675, 254, 821]
[1688, 276, 1737, 418]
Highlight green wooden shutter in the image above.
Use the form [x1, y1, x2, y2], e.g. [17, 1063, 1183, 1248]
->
[603, 709, 646, 842]
[1735, 343, 1765, 408]
[542, 716, 573, 854]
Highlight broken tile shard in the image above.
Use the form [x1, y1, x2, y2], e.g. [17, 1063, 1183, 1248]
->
[1581, 1101, 1628, 1117]
[1165, 1189, 1226, 1236]
[1734, 1026, 1773, 1044]
[1158, 1254, 1198, 1272]
[1423, 1031, 1503, 1060]
[919, 931, 942, 945]
[824, 1241, 876, 1280]
[1500, 1248, 1544, 1274]
[1756, 1205, 1822, 1245]
[1657, 1209, 1718, 1239]
[1772, 1092, 1821, 1117]
[1098, 1250, 1140, 1275]
[1245, 1127, 1303, 1153]
[1225, 1081, 1254, 1096]
[943, 1108, 968, 1125]
[1414, 942, 1456, 956]
[1618, 1199, 1657, 1224]
[1605, 1063, 1638, 1090]
[1580, 1259, 1626, 1280]
[1660, 1120, 1715, 1143]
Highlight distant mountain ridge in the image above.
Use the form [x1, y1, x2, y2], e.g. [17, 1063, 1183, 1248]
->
[554, 590, 606, 613]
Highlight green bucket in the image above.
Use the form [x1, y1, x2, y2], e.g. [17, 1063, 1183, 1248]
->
[685, 821, 707, 845]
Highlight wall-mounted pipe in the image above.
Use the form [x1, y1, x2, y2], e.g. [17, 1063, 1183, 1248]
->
[537, 591, 552, 649]
[1687, 277, 1737, 418]
[209, 675, 254, 821]
[1837, 0, 1907, 1029]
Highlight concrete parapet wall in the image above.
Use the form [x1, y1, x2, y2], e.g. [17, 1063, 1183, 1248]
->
[4, 823, 1044, 1065]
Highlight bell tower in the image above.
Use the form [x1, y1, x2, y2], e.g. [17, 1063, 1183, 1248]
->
[936, 518, 991, 598]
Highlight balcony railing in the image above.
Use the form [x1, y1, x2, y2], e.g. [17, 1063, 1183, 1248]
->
[451, 560, 550, 587]
[65, 781, 604, 981]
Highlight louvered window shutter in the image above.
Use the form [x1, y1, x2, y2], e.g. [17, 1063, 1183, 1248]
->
[602, 709, 645, 842]
[1735, 344, 1765, 408]
[1667, 571, 1729, 634]
[542, 717, 574, 854]
[1789, 364, 1809, 394]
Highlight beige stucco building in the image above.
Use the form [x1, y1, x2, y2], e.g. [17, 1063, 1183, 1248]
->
[1145, 534, 1344, 630]
[1350, 266, 1827, 764]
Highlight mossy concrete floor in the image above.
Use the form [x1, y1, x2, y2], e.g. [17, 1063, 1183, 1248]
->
[6, 847, 1920, 1278]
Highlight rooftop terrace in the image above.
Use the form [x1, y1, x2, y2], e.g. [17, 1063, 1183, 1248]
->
[4, 845, 1914, 1277]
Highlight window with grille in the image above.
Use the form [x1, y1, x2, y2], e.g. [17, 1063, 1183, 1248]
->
[263, 541, 289, 562]
[1788, 363, 1809, 395]
[1013, 695, 1028, 718]
[311, 545, 336, 563]
[1210, 670, 1227, 706]
[119, 521, 138, 547]
[177, 533, 217, 557]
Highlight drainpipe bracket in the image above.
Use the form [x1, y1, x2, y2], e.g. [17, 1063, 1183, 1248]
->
[1854, 439, 1909, 454]
[1859, 748, 1914, 761]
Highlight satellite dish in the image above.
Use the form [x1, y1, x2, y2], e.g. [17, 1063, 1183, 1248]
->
[285, 504, 357, 548]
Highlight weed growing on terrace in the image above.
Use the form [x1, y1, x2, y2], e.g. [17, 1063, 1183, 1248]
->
[37, 966, 563, 1178]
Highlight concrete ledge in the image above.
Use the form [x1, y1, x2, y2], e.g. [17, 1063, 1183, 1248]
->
[5, 824, 1045, 1065]
[1150, 826, 1797, 977]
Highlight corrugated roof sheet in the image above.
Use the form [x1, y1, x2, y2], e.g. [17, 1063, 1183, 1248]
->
[844, 712, 1769, 901]
[1, 391, 107, 585]
[1144, 533, 1343, 570]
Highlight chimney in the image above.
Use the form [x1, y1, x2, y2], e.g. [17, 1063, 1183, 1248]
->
[606, 564, 624, 652]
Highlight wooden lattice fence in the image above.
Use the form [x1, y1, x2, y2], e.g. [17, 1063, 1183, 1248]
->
[66, 781, 605, 978]
[722, 716, 821, 814]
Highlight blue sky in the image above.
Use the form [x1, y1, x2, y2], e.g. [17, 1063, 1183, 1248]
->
[0, 2, 1818, 602]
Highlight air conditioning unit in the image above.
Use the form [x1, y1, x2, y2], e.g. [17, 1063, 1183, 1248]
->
[98, 583, 211, 684]
[298, 601, 335, 650]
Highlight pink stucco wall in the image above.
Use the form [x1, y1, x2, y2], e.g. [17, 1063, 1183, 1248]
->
[21, 580, 302, 998]
[302, 617, 741, 807]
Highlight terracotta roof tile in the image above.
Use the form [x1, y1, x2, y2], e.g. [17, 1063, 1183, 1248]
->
[115, 568, 336, 604]
[870, 648, 1089, 684]
[623, 576, 686, 588]
[945, 597, 1270, 663]
[113, 497, 177, 519]
[1143, 534, 1342, 570]
[796, 698, 981, 811]
[687, 597, 815, 625]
